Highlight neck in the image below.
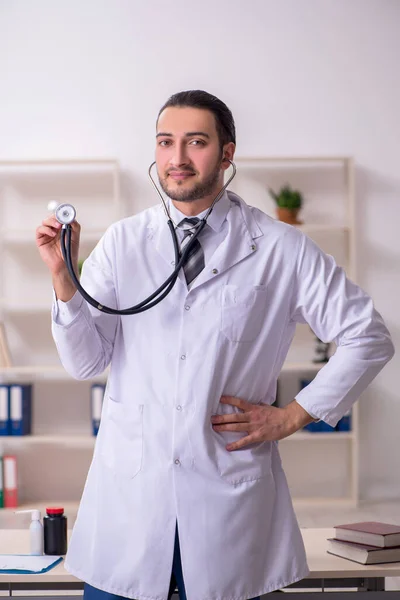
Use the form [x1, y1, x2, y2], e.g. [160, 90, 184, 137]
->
[171, 184, 224, 217]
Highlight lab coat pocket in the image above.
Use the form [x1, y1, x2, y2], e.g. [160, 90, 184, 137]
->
[211, 399, 273, 484]
[99, 399, 143, 479]
[221, 284, 268, 343]
[213, 431, 273, 485]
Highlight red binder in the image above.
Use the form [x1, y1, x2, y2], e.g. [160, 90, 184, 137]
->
[3, 455, 18, 508]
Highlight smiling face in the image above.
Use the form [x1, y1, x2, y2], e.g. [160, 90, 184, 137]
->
[155, 106, 235, 214]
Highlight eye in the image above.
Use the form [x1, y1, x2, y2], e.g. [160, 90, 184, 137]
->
[158, 140, 171, 147]
[189, 139, 206, 146]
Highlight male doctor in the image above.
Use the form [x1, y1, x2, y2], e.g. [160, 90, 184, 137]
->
[36, 90, 394, 600]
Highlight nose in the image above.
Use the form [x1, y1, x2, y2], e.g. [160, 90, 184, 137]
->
[170, 143, 190, 168]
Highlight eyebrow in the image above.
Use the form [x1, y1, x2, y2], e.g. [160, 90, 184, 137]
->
[156, 131, 210, 139]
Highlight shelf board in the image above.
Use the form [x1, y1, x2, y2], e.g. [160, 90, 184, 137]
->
[282, 431, 354, 442]
[281, 361, 325, 372]
[1, 230, 105, 244]
[0, 365, 108, 381]
[0, 434, 96, 447]
[0, 363, 323, 379]
[234, 155, 351, 164]
[0, 158, 119, 168]
[0, 304, 53, 313]
[0, 364, 321, 379]
[296, 224, 349, 234]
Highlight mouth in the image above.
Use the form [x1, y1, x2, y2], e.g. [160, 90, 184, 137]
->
[168, 172, 195, 181]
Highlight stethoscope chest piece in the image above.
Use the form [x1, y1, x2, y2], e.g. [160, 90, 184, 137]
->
[55, 203, 76, 226]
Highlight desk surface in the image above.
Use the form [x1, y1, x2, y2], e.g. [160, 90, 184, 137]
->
[1, 528, 400, 583]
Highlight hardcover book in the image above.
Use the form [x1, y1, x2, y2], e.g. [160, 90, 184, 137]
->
[334, 522, 400, 548]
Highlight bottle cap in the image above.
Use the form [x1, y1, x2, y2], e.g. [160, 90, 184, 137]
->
[46, 507, 64, 515]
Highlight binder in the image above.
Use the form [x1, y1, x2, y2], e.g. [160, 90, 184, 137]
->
[336, 410, 352, 431]
[91, 384, 105, 436]
[0, 456, 4, 508]
[0, 385, 9, 435]
[3, 455, 17, 508]
[9, 384, 32, 436]
[0, 554, 63, 574]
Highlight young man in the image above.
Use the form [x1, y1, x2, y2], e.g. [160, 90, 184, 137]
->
[36, 90, 394, 600]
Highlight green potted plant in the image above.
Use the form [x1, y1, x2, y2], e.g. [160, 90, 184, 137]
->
[269, 184, 303, 225]
[78, 258, 85, 276]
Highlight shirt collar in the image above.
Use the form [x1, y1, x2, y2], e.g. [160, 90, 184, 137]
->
[167, 191, 231, 233]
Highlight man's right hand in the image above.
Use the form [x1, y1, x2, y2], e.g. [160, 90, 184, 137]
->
[36, 215, 81, 276]
[36, 215, 81, 302]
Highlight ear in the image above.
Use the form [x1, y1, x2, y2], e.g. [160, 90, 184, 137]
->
[221, 142, 235, 170]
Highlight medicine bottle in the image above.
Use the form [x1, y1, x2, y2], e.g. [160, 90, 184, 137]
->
[43, 507, 68, 555]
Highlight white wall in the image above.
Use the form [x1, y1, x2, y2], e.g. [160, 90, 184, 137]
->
[0, 0, 399, 501]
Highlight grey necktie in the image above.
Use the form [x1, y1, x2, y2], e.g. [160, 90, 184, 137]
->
[178, 217, 205, 285]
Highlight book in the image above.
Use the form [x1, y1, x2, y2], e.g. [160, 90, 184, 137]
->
[3, 455, 17, 508]
[91, 383, 105, 436]
[334, 521, 400, 548]
[327, 538, 400, 565]
[0, 456, 4, 508]
[0, 322, 12, 368]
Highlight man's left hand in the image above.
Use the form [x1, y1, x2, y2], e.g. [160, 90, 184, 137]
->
[211, 396, 315, 451]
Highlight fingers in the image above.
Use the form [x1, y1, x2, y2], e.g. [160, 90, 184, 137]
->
[36, 225, 59, 239]
[220, 395, 250, 410]
[211, 412, 249, 424]
[41, 216, 63, 230]
[37, 216, 80, 239]
[213, 422, 253, 433]
[226, 433, 259, 451]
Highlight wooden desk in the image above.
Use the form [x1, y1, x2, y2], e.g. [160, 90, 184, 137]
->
[0, 528, 399, 598]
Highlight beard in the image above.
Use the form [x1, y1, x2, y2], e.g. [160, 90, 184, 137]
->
[158, 160, 222, 202]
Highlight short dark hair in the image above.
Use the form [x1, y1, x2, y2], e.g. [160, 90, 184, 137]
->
[157, 90, 236, 148]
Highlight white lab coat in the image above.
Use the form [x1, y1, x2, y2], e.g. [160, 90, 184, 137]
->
[51, 191, 394, 600]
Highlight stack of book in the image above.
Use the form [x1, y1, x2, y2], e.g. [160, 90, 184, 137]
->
[327, 521, 400, 564]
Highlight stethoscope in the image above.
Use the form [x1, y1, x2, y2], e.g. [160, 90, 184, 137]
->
[54, 159, 237, 315]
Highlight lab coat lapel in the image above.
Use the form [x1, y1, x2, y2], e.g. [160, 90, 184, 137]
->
[150, 193, 264, 289]
[151, 207, 187, 286]
[191, 195, 264, 289]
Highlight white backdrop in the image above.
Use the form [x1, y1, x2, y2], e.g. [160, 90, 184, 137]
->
[0, 0, 398, 501]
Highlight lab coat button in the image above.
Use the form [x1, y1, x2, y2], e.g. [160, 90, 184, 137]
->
[176, 405, 182, 411]
[174, 459, 181, 466]
[212, 268, 218, 275]
[184, 305, 190, 311]
[251, 244, 256, 251]
[180, 354, 186, 360]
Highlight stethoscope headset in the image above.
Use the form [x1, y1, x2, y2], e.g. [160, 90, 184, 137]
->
[54, 159, 236, 315]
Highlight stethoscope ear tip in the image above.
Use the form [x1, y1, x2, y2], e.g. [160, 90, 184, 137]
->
[47, 200, 59, 212]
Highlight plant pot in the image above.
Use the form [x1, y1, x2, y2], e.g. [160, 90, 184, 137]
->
[276, 207, 302, 225]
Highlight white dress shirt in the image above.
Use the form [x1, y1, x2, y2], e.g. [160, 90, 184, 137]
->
[51, 190, 394, 600]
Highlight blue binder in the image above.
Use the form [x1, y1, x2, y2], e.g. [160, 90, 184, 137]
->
[0, 554, 63, 573]
[91, 384, 105, 436]
[0, 385, 10, 435]
[9, 384, 32, 436]
[336, 411, 352, 431]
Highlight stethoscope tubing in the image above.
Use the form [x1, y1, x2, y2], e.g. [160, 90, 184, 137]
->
[60, 160, 236, 315]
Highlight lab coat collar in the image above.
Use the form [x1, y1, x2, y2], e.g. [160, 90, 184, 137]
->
[151, 190, 264, 289]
